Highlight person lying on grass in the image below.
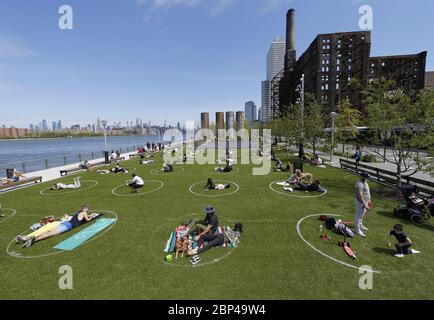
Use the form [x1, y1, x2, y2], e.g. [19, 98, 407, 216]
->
[113, 163, 128, 174]
[215, 160, 233, 173]
[386, 224, 420, 258]
[126, 174, 144, 193]
[286, 169, 313, 184]
[205, 178, 230, 190]
[188, 222, 243, 256]
[51, 177, 81, 190]
[160, 162, 174, 173]
[17, 205, 98, 248]
[284, 180, 326, 193]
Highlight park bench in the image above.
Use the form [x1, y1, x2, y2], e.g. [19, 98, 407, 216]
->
[339, 158, 434, 196]
[110, 157, 126, 162]
[0, 176, 42, 191]
[60, 167, 84, 177]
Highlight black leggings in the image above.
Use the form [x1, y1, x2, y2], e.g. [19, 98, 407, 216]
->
[129, 182, 143, 189]
[197, 233, 225, 254]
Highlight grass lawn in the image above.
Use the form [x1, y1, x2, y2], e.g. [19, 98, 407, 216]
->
[0, 151, 433, 300]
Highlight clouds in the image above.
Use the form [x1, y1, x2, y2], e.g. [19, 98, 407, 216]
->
[0, 37, 34, 58]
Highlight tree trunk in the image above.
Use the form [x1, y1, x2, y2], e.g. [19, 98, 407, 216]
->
[396, 152, 402, 187]
[313, 138, 316, 155]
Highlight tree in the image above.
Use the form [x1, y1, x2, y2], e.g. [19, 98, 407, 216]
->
[335, 98, 361, 154]
[366, 80, 434, 183]
[304, 93, 325, 154]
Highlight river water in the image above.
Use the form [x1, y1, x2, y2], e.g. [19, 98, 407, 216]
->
[0, 135, 162, 174]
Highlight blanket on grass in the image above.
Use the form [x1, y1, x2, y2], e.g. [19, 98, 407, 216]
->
[164, 226, 233, 253]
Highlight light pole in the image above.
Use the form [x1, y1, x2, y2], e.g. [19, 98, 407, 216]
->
[330, 112, 338, 163]
[101, 120, 109, 164]
[295, 74, 305, 159]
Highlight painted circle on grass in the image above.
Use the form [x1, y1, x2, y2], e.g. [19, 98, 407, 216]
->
[6, 210, 118, 259]
[296, 213, 380, 273]
[111, 180, 164, 197]
[150, 167, 185, 175]
[0, 208, 17, 224]
[269, 181, 327, 198]
[203, 167, 240, 175]
[189, 180, 240, 198]
[344, 174, 358, 184]
[40, 180, 98, 196]
[149, 213, 237, 268]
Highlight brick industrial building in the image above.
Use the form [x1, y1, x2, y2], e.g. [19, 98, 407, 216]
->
[274, 9, 428, 117]
[0, 126, 29, 138]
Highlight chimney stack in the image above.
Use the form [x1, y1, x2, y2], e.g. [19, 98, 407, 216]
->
[286, 9, 295, 51]
[285, 8, 296, 72]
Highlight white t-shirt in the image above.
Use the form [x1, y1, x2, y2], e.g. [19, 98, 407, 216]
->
[355, 180, 371, 202]
[132, 176, 144, 185]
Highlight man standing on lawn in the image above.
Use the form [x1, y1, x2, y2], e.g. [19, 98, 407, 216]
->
[354, 172, 372, 237]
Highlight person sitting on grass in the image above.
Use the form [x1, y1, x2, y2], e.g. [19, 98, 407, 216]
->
[386, 224, 420, 258]
[310, 154, 323, 166]
[79, 160, 93, 171]
[51, 177, 81, 190]
[205, 178, 230, 190]
[113, 163, 128, 174]
[188, 222, 243, 256]
[18, 205, 97, 248]
[160, 162, 174, 173]
[184, 206, 219, 240]
[284, 179, 326, 193]
[126, 174, 144, 193]
[215, 160, 233, 173]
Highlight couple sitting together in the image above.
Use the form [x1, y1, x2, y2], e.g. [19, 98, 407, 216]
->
[178, 206, 242, 257]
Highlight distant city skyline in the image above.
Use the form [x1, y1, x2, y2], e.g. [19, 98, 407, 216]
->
[1, 0, 433, 127]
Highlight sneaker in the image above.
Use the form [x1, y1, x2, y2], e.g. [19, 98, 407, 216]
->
[394, 253, 404, 258]
[190, 255, 201, 265]
[361, 225, 369, 231]
[355, 230, 366, 238]
[283, 187, 294, 192]
[16, 235, 27, 243]
[23, 237, 35, 248]
[411, 249, 421, 254]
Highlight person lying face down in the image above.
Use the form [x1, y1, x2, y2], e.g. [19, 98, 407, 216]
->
[294, 180, 326, 193]
[17, 205, 97, 248]
[205, 178, 230, 190]
[187, 222, 243, 256]
[51, 177, 81, 190]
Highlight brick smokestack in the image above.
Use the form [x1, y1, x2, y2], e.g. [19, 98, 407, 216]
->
[285, 8, 296, 72]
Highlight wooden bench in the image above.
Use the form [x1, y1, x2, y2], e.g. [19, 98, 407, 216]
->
[60, 168, 84, 176]
[0, 176, 42, 191]
[110, 157, 126, 162]
[339, 158, 434, 196]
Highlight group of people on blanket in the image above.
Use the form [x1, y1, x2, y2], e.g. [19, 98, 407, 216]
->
[179, 206, 242, 257]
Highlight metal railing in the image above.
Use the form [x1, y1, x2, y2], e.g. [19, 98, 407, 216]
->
[0, 145, 142, 175]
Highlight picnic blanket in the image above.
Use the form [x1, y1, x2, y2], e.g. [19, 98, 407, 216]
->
[164, 226, 233, 253]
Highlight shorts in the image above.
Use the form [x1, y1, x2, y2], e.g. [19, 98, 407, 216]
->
[58, 221, 73, 233]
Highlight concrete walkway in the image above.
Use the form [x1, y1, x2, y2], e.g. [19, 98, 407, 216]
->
[307, 148, 434, 183]
[0, 151, 138, 193]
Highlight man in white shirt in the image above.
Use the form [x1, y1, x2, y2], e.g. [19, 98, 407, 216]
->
[126, 174, 144, 193]
[354, 172, 372, 237]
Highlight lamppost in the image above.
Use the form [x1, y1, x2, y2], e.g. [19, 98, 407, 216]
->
[101, 120, 109, 164]
[295, 74, 305, 158]
[330, 112, 338, 163]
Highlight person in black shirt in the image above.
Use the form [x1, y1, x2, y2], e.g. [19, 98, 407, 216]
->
[386, 224, 420, 258]
[185, 206, 219, 240]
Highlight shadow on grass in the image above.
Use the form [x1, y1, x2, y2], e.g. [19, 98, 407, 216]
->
[372, 247, 396, 256]
[376, 211, 434, 233]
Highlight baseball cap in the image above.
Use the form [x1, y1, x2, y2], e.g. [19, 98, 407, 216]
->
[361, 172, 369, 179]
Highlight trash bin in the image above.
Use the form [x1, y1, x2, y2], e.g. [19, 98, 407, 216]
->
[6, 168, 14, 179]
[104, 151, 110, 164]
[293, 161, 303, 173]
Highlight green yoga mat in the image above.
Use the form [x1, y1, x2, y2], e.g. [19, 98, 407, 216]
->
[54, 218, 116, 251]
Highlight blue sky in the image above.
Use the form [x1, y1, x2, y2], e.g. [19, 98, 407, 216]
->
[0, 0, 433, 128]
